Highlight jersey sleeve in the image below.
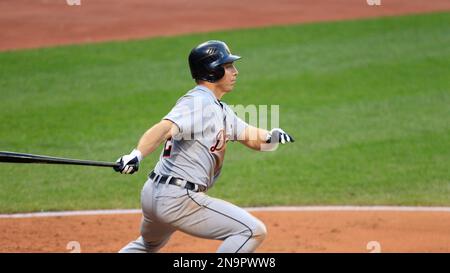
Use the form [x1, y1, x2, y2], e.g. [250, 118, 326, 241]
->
[226, 106, 249, 141]
[163, 95, 205, 140]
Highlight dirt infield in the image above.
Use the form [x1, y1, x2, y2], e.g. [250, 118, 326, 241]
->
[1, 0, 449, 51]
[1, 210, 449, 253]
[1, 0, 449, 253]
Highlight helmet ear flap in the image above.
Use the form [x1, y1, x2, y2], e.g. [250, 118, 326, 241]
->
[205, 65, 224, 83]
[215, 66, 225, 81]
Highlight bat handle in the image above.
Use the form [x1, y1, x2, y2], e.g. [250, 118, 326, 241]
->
[112, 161, 139, 173]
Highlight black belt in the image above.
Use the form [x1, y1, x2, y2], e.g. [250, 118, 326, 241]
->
[149, 171, 206, 192]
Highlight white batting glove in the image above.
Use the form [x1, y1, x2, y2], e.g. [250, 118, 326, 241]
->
[114, 149, 143, 174]
[265, 128, 295, 144]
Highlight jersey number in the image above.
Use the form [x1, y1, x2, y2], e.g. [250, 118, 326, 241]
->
[163, 138, 173, 158]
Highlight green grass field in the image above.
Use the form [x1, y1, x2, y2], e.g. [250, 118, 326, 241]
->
[0, 13, 449, 213]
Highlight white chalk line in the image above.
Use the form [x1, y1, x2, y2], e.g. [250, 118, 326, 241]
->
[1, 206, 450, 218]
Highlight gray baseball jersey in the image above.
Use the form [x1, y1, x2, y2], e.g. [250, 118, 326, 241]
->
[154, 85, 248, 189]
[120, 85, 267, 253]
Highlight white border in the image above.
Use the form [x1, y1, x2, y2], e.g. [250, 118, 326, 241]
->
[1, 206, 450, 218]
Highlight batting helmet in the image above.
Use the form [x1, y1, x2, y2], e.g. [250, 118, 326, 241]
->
[188, 40, 241, 83]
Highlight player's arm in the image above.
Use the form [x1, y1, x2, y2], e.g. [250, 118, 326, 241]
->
[136, 119, 177, 158]
[238, 125, 269, 151]
[114, 119, 178, 174]
[238, 125, 295, 151]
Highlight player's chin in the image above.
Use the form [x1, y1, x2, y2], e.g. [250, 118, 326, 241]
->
[224, 87, 234, 93]
[226, 83, 236, 92]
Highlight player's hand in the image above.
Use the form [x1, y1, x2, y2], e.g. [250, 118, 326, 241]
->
[265, 128, 295, 144]
[114, 149, 142, 174]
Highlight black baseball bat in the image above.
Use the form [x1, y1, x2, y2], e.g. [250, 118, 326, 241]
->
[0, 151, 119, 168]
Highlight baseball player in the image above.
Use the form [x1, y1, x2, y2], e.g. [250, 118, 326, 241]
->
[114, 40, 294, 253]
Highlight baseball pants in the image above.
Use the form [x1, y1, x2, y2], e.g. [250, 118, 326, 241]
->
[119, 178, 267, 253]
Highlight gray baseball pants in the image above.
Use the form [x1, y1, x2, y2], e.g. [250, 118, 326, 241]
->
[119, 178, 267, 253]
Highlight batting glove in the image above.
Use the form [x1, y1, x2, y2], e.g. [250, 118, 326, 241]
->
[114, 149, 143, 174]
[265, 128, 295, 144]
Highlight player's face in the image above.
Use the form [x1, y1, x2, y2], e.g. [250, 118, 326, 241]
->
[216, 62, 239, 93]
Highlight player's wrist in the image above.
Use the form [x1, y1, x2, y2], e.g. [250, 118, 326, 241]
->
[265, 128, 278, 143]
[130, 149, 143, 162]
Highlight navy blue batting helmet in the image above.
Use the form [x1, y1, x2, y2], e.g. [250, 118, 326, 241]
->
[188, 40, 241, 83]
